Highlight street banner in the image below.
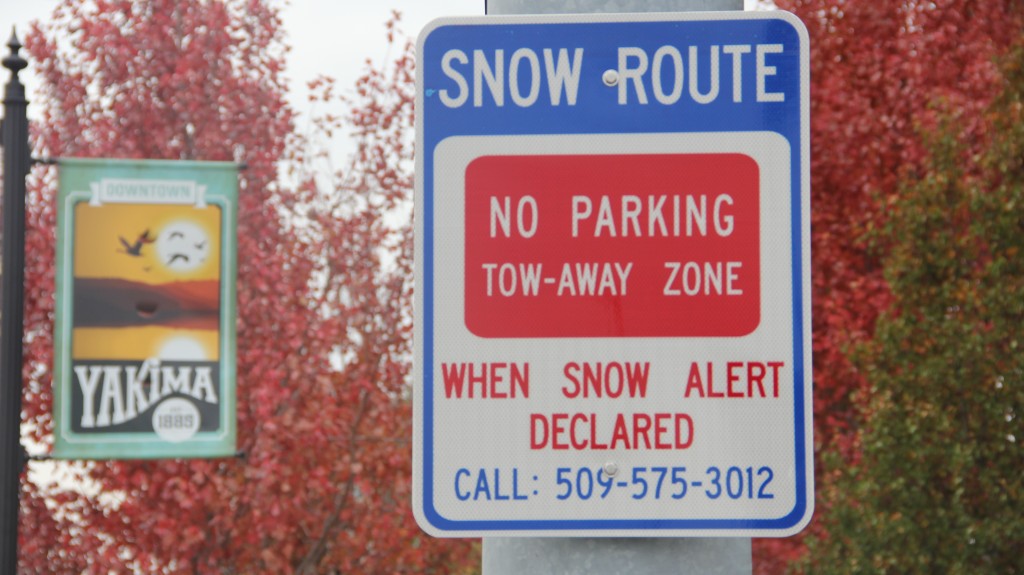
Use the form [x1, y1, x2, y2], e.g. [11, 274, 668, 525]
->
[53, 158, 238, 459]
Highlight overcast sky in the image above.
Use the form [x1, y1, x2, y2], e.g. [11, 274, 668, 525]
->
[1, 1, 482, 122]
[2, 0, 758, 160]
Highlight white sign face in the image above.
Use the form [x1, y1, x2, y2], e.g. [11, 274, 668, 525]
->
[415, 12, 811, 537]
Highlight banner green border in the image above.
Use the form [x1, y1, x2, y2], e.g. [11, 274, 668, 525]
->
[53, 158, 238, 459]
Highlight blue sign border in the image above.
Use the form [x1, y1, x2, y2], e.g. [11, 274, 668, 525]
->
[416, 11, 810, 535]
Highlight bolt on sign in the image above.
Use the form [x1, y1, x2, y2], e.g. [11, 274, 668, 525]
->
[53, 159, 238, 459]
[414, 11, 812, 537]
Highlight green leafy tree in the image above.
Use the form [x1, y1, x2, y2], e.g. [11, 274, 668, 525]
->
[755, 1, 1021, 569]
[797, 47, 1024, 574]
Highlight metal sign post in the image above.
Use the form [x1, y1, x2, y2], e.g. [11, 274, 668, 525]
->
[414, 1, 811, 571]
[1, 31, 30, 573]
[479, 11, 754, 573]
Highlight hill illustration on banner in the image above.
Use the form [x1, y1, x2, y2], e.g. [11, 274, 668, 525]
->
[74, 277, 219, 330]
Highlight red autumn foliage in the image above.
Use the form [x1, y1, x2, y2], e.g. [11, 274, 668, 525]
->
[19, 1, 473, 572]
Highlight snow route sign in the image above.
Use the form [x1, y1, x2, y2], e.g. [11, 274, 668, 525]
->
[414, 11, 811, 538]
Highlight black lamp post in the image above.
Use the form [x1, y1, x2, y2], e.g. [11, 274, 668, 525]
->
[1, 28, 30, 572]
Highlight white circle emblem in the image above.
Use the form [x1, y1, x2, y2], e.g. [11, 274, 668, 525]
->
[152, 398, 201, 442]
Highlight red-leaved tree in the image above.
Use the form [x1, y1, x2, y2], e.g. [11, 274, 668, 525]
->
[19, 1, 474, 572]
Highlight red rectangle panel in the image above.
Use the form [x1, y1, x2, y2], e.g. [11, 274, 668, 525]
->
[464, 154, 760, 337]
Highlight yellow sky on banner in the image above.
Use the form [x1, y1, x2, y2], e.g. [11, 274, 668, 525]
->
[74, 203, 221, 284]
[74, 326, 221, 362]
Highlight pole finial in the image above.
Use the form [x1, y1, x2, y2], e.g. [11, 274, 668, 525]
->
[3, 28, 27, 77]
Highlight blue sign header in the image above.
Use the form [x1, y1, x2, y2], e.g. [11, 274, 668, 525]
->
[421, 15, 803, 140]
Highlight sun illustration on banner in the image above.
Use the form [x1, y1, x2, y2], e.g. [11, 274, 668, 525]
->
[157, 334, 209, 361]
[156, 219, 211, 273]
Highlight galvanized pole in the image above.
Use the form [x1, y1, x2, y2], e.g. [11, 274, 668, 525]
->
[0, 29, 30, 573]
[482, 1, 751, 573]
